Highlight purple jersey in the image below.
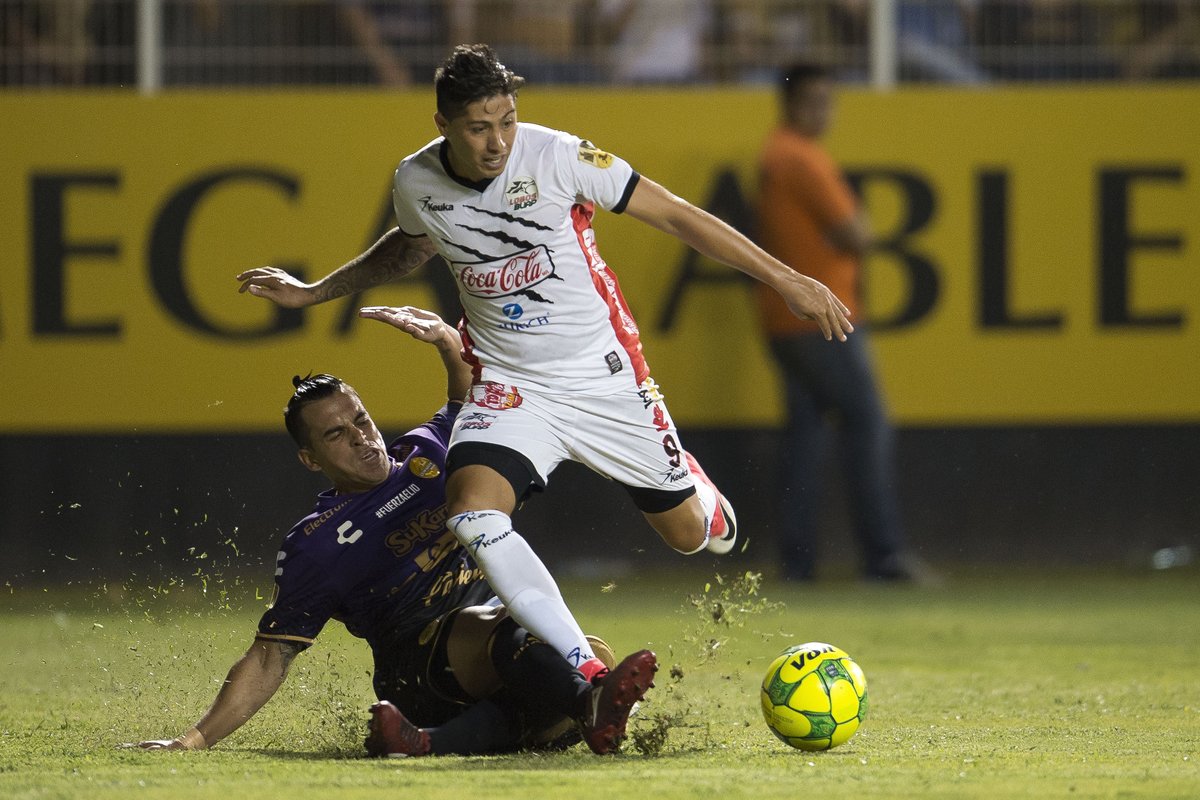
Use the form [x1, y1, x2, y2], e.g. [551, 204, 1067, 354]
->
[257, 402, 490, 652]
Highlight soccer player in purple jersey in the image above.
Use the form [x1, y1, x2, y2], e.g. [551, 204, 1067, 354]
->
[236, 44, 853, 689]
[128, 306, 656, 757]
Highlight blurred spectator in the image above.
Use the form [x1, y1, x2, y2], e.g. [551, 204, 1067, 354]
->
[340, 0, 460, 87]
[83, 0, 133, 85]
[840, 0, 987, 83]
[895, 0, 988, 82]
[341, 0, 588, 87]
[476, 0, 592, 84]
[1, 0, 93, 84]
[596, 0, 715, 84]
[754, 62, 925, 583]
[976, 0, 1115, 80]
[1104, 0, 1200, 79]
[5, 0, 1198, 87]
[161, 0, 367, 85]
[718, 0, 867, 82]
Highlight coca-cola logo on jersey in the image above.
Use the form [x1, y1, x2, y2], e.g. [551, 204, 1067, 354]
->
[455, 245, 556, 298]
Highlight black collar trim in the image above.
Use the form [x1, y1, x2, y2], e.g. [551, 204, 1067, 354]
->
[439, 140, 495, 192]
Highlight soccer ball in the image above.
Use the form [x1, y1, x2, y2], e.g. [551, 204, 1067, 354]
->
[760, 642, 868, 751]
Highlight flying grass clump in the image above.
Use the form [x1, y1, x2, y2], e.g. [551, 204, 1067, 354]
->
[628, 572, 786, 756]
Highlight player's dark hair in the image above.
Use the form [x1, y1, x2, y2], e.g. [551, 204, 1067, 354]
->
[434, 43, 525, 120]
[284, 373, 347, 447]
[779, 61, 829, 106]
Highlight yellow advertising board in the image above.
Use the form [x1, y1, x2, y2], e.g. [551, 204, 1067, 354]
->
[1, 87, 1197, 431]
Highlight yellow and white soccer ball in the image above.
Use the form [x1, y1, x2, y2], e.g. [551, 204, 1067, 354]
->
[760, 642, 868, 751]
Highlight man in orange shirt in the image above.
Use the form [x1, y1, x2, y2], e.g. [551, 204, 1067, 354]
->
[756, 62, 918, 583]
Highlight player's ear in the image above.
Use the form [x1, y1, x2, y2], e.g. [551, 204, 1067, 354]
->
[434, 111, 449, 135]
[297, 448, 323, 473]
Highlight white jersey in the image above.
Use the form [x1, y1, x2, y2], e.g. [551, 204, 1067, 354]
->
[393, 123, 648, 396]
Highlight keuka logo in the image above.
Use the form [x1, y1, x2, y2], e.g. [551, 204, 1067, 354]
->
[420, 195, 454, 212]
[468, 529, 512, 554]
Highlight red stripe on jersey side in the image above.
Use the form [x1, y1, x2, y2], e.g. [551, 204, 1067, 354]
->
[457, 316, 484, 383]
[570, 202, 649, 384]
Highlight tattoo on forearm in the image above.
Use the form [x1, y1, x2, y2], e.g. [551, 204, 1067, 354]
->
[313, 232, 432, 302]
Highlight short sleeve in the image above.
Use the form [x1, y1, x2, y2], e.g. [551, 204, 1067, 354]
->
[559, 134, 639, 214]
[392, 162, 427, 237]
[388, 402, 461, 456]
[255, 547, 335, 648]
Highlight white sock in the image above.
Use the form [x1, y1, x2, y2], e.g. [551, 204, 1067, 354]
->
[691, 478, 718, 540]
[447, 510, 595, 667]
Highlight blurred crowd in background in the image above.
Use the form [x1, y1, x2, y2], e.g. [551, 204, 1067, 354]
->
[3, 0, 1200, 88]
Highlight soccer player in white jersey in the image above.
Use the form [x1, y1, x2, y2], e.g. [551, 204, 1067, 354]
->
[237, 44, 853, 685]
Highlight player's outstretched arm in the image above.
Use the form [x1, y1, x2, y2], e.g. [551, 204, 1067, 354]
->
[125, 638, 300, 751]
[236, 228, 439, 308]
[623, 177, 854, 342]
[359, 306, 473, 402]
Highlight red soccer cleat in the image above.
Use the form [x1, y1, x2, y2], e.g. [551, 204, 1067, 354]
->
[580, 649, 658, 755]
[365, 701, 431, 758]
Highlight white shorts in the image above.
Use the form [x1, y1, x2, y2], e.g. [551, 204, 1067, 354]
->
[448, 378, 697, 508]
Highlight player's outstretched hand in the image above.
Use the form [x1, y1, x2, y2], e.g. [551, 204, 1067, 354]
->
[235, 267, 317, 308]
[360, 306, 447, 344]
[780, 273, 855, 342]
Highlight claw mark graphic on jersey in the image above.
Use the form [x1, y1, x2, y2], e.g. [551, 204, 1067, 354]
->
[512, 288, 554, 304]
[456, 223, 537, 251]
[464, 203, 552, 231]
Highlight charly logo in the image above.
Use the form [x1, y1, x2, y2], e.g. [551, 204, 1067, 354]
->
[456, 245, 557, 299]
[336, 520, 363, 545]
[505, 176, 538, 210]
[420, 195, 454, 212]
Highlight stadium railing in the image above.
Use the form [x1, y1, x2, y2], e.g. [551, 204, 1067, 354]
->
[2, 0, 1198, 91]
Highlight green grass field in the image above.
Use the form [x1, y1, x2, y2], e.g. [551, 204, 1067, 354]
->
[2, 567, 1197, 799]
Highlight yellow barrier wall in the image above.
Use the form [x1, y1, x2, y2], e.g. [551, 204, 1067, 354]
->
[2, 87, 1197, 431]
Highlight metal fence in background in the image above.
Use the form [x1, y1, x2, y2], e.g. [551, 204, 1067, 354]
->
[3, 0, 1200, 90]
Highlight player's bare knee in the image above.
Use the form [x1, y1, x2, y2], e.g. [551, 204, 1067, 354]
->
[645, 503, 708, 554]
[446, 465, 517, 516]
